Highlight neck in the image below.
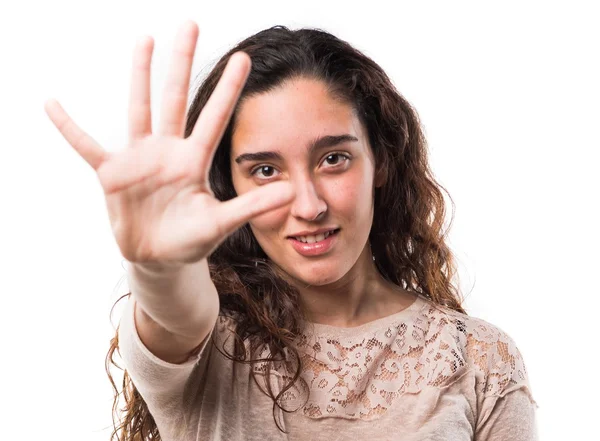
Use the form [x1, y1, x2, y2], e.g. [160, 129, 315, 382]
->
[290, 245, 416, 327]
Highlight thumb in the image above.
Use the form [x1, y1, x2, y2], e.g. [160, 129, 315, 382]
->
[215, 182, 295, 236]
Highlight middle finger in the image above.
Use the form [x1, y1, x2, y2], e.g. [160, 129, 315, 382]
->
[158, 21, 199, 138]
[128, 36, 154, 142]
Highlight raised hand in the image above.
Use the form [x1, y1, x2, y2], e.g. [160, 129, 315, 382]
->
[45, 21, 294, 265]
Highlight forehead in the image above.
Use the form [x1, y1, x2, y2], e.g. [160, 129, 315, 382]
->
[231, 78, 362, 154]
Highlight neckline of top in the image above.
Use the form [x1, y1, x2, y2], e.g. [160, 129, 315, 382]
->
[304, 294, 429, 337]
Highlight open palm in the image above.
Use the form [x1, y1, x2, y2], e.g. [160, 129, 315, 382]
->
[45, 21, 294, 265]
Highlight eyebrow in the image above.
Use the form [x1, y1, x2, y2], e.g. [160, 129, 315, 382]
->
[234, 134, 359, 164]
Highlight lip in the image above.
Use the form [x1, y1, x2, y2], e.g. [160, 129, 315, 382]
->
[287, 229, 339, 257]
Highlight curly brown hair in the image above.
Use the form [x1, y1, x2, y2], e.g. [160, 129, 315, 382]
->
[105, 25, 467, 440]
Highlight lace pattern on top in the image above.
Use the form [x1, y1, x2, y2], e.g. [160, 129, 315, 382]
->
[246, 297, 536, 421]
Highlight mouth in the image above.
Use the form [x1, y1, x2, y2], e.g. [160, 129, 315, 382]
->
[287, 228, 340, 257]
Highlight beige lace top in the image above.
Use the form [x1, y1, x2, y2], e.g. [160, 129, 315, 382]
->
[118, 294, 539, 440]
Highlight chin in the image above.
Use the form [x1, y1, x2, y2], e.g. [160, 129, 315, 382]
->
[284, 261, 347, 286]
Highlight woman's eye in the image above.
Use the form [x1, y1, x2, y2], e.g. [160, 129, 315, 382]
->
[250, 165, 279, 179]
[323, 153, 350, 167]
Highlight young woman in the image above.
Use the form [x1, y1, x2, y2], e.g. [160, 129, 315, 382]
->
[45, 20, 538, 441]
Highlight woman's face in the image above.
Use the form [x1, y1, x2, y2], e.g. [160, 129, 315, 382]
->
[230, 77, 380, 287]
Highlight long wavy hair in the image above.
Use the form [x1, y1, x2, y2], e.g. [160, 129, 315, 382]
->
[105, 25, 467, 440]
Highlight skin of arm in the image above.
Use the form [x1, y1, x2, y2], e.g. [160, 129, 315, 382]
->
[128, 258, 219, 364]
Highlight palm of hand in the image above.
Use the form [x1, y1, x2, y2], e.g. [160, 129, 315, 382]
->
[45, 21, 294, 265]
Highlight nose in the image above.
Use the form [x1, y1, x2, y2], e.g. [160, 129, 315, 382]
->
[289, 177, 327, 221]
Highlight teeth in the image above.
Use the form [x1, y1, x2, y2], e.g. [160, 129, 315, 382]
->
[295, 230, 335, 243]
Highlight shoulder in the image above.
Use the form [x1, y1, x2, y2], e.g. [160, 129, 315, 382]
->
[415, 298, 535, 401]
[212, 312, 267, 359]
[211, 312, 244, 348]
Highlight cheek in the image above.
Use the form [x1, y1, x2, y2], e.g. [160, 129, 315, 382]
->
[336, 187, 372, 228]
[328, 170, 374, 215]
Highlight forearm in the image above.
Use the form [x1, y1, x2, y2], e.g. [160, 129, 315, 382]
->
[126, 258, 219, 338]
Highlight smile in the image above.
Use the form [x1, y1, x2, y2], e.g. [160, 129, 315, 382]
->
[287, 229, 340, 256]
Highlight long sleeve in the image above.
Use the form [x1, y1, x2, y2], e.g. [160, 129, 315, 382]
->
[475, 387, 539, 440]
[117, 296, 215, 439]
[470, 319, 540, 441]
[118, 297, 252, 440]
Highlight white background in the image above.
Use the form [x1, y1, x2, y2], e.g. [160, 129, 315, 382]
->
[1, 0, 597, 439]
